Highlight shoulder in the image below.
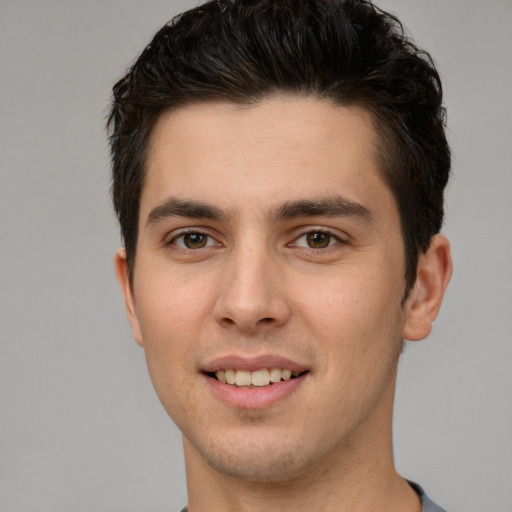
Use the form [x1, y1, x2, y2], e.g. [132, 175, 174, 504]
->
[409, 481, 448, 512]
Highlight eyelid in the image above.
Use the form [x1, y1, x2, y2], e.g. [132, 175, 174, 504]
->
[288, 227, 349, 249]
[166, 228, 222, 249]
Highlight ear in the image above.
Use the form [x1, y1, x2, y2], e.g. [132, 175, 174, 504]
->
[114, 248, 144, 347]
[402, 234, 453, 341]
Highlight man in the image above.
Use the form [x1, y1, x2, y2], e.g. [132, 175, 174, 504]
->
[108, 1, 452, 510]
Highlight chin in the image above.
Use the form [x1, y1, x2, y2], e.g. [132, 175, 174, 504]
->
[206, 449, 311, 483]
[188, 428, 330, 483]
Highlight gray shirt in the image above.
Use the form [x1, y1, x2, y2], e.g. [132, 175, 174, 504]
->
[409, 481, 448, 512]
[179, 481, 447, 512]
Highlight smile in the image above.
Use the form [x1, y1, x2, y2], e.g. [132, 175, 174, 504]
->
[214, 368, 305, 387]
[202, 355, 310, 407]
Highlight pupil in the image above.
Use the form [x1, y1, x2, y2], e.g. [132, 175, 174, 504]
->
[307, 232, 330, 248]
[184, 233, 207, 249]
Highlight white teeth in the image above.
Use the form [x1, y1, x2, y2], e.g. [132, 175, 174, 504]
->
[225, 369, 236, 385]
[235, 370, 252, 386]
[269, 368, 282, 382]
[214, 368, 302, 387]
[251, 369, 270, 387]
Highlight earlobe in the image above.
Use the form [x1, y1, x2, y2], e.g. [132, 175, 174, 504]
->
[114, 248, 144, 347]
[402, 234, 453, 341]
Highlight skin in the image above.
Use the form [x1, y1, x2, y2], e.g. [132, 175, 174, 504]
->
[115, 96, 452, 512]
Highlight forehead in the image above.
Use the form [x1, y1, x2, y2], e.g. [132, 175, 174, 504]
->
[142, 97, 394, 221]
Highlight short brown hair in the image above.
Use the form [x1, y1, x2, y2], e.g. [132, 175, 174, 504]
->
[108, 0, 450, 293]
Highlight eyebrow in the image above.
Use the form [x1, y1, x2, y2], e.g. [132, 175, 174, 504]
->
[145, 194, 373, 229]
[145, 197, 226, 228]
[271, 196, 373, 223]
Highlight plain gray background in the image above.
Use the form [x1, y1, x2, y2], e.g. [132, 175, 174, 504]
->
[1, 1, 511, 511]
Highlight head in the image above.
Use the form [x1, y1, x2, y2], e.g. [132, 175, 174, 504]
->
[108, 0, 450, 296]
[108, 0, 452, 489]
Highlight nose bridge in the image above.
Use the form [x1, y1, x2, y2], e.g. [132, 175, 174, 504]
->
[214, 237, 289, 332]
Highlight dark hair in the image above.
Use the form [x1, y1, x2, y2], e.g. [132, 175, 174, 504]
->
[108, 0, 450, 294]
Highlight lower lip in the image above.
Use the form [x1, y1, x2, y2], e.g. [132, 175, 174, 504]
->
[204, 373, 308, 409]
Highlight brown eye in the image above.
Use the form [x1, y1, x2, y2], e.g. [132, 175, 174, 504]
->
[306, 232, 332, 248]
[182, 233, 208, 249]
[172, 232, 215, 250]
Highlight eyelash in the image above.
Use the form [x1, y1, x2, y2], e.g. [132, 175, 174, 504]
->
[289, 229, 347, 251]
[167, 230, 219, 251]
[166, 228, 347, 253]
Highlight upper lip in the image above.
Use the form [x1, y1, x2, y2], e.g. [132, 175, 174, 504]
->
[201, 354, 309, 373]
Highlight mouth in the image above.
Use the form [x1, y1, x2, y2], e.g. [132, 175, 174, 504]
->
[202, 356, 310, 408]
[207, 368, 309, 388]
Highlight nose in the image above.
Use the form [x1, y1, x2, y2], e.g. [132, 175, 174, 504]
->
[213, 244, 291, 334]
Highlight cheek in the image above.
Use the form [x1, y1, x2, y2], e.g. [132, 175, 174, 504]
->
[135, 264, 212, 337]
[133, 273, 204, 386]
[293, 263, 405, 360]
[136, 287, 200, 422]
[299, 263, 402, 320]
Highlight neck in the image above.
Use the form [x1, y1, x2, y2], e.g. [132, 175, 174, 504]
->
[183, 376, 421, 512]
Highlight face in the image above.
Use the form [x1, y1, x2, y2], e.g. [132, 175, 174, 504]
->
[116, 97, 420, 482]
